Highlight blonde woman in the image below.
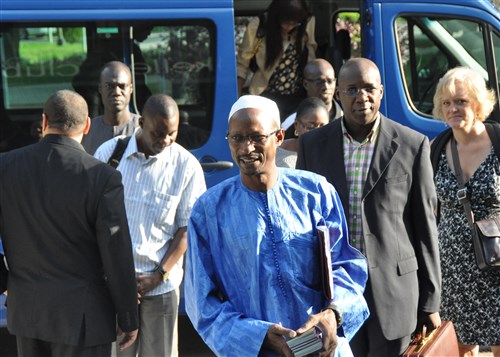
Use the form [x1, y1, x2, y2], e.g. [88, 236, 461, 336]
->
[431, 67, 500, 357]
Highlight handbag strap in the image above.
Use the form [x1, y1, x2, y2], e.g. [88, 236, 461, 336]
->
[450, 137, 476, 229]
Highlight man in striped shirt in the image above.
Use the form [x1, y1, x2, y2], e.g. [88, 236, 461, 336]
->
[95, 94, 206, 357]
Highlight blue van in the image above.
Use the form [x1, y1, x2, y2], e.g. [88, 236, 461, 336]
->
[1, 0, 499, 172]
[1, 0, 499, 354]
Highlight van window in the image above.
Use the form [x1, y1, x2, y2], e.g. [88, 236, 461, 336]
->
[0, 21, 214, 151]
[328, 12, 360, 75]
[335, 12, 361, 59]
[395, 16, 489, 116]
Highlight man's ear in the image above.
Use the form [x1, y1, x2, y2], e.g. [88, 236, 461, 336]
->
[275, 128, 285, 145]
[334, 88, 341, 102]
[82, 116, 91, 135]
[303, 79, 310, 92]
[41, 113, 49, 136]
[138, 116, 144, 128]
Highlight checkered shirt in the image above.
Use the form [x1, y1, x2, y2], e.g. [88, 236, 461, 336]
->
[341, 117, 380, 254]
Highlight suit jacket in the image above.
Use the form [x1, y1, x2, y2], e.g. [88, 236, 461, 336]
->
[0, 134, 138, 346]
[296, 116, 441, 340]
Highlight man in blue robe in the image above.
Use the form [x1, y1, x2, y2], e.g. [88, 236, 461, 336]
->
[184, 95, 369, 356]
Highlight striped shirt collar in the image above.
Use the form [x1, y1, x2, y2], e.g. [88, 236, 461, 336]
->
[341, 115, 381, 144]
[126, 128, 172, 164]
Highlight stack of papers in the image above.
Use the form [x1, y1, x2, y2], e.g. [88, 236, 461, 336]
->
[286, 327, 323, 357]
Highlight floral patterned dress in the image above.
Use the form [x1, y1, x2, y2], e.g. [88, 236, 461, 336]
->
[435, 148, 500, 345]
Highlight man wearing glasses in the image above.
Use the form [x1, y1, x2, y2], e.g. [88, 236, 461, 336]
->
[281, 58, 343, 137]
[184, 95, 369, 357]
[297, 58, 442, 356]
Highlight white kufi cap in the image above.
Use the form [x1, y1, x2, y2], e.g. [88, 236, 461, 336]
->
[228, 95, 280, 127]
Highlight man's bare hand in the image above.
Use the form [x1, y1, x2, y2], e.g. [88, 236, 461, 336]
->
[136, 273, 161, 295]
[262, 324, 297, 357]
[116, 328, 138, 351]
[416, 311, 441, 336]
[296, 310, 338, 357]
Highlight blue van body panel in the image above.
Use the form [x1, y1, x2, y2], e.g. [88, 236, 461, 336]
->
[0, 0, 233, 11]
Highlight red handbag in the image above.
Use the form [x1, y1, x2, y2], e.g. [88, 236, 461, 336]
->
[402, 321, 459, 357]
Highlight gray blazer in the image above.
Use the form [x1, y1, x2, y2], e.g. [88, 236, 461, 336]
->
[297, 116, 441, 340]
[0, 134, 138, 346]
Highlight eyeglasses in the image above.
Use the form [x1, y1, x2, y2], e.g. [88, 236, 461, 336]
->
[225, 130, 279, 145]
[304, 78, 336, 86]
[297, 119, 326, 131]
[339, 86, 380, 97]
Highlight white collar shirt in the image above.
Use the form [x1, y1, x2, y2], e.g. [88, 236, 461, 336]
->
[94, 131, 206, 296]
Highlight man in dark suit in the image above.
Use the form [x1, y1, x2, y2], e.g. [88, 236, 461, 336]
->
[297, 58, 441, 356]
[0, 90, 139, 356]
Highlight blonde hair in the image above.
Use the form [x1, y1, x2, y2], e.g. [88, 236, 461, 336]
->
[432, 67, 496, 122]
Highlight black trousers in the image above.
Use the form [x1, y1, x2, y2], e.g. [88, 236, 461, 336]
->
[16, 336, 111, 357]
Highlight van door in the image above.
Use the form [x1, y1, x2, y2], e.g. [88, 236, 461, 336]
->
[362, 0, 500, 138]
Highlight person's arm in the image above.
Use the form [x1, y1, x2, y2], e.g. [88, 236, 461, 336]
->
[136, 226, 187, 295]
[411, 137, 442, 332]
[238, 77, 246, 97]
[316, 180, 369, 340]
[287, 180, 367, 357]
[305, 16, 317, 62]
[95, 170, 138, 347]
[237, 16, 260, 95]
[184, 201, 275, 356]
[138, 158, 206, 294]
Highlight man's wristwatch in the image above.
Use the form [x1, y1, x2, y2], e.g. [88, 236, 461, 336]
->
[322, 303, 343, 327]
[155, 266, 169, 281]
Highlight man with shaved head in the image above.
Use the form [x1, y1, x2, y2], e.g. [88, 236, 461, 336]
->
[0, 90, 138, 356]
[95, 94, 206, 357]
[184, 95, 368, 357]
[82, 61, 140, 155]
[297, 58, 442, 356]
